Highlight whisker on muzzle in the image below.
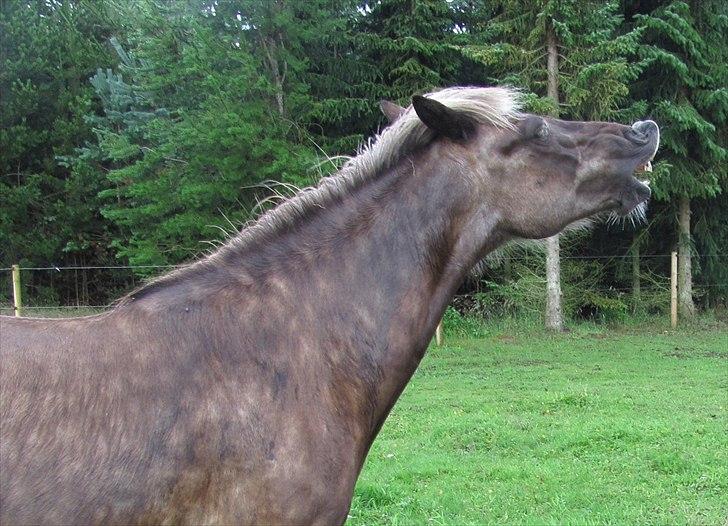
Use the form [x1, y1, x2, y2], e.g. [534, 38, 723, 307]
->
[605, 200, 648, 229]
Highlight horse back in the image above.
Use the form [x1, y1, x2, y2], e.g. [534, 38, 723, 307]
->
[0, 313, 181, 523]
[0, 304, 360, 525]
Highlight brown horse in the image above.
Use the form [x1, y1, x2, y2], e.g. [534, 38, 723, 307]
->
[0, 87, 658, 525]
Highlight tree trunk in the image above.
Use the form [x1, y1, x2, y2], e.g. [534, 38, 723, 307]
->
[261, 31, 287, 117]
[632, 233, 641, 314]
[544, 18, 564, 331]
[678, 195, 695, 317]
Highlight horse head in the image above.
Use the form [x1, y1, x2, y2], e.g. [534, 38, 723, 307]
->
[384, 90, 659, 240]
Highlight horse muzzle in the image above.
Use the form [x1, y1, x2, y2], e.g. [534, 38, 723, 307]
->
[631, 120, 660, 175]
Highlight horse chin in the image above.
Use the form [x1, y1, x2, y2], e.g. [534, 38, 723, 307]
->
[616, 177, 651, 216]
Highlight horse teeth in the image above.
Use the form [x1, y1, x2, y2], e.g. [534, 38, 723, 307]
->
[635, 161, 653, 174]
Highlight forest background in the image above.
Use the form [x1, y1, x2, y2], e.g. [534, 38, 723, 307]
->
[1, 0, 726, 326]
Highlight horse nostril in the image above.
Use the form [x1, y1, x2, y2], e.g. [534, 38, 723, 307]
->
[632, 120, 658, 136]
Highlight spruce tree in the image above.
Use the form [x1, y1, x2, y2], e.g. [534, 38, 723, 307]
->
[461, 0, 645, 328]
[0, 0, 124, 304]
[355, 0, 461, 100]
[631, 0, 727, 316]
[74, 2, 316, 269]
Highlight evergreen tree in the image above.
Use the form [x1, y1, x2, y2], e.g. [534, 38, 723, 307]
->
[0, 0, 124, 303]
[74, 3, 316, 268]
[356, 0, 461, 100]
[227, 0, 375, 154]
[631, 0, 727, 316]
[461, 0, 646, 328]
[2, 0, 725, 312]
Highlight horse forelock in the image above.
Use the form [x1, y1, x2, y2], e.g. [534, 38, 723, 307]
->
[118, 87, 522, 303]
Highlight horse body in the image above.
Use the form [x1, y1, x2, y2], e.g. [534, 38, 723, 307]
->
[2, 286, 368, 524]
[1, 144, 484, 524]
[0, 87, 659, 525]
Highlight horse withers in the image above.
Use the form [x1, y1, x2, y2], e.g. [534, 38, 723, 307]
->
[0, 87, 658, 525]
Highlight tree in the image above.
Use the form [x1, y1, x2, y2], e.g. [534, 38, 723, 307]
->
[461, 0, 645, 329]
[356, 0, 461, 100]
[2, 0, 724, 313]
[71, 2, 317, 269]
[0, 0, 124, 304]
[632, 0, 727, 317]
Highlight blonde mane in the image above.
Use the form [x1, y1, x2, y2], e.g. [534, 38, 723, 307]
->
[223, 87, 521, 251]
[122, 86, 522, 300]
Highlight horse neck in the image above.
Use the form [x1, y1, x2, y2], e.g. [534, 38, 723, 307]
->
[237, 141, 505, 441]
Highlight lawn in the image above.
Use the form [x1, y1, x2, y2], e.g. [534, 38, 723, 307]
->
[348, 321, 728, 525]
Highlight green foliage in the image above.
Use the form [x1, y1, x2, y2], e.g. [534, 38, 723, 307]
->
[71, 6, 317, 268]
[0, 0, 125, 303]
[2, 0, 726, 308]
[356, 0, 462, 97]
[634, 1, 727, 201]
[442, 306, 489, 338]
[461, 0, 645, 121]
[693, 192, 728, 305]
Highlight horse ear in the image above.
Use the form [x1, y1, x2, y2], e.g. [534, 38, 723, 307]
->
[412, 95, 477, 141]
[379, 100, 407, 124]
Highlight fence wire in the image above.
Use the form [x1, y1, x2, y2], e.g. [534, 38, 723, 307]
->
[2, 255, 725, 315]
[2, 254, 727, 272]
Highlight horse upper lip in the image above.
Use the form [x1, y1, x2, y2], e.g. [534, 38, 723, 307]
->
[633, 141, 658, 176]
[630, 120, 660, 167]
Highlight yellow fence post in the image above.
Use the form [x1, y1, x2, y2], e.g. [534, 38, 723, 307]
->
[12, 264, 23, 317]
[435, 319, 443, 346]
[670, 252, 677, 328]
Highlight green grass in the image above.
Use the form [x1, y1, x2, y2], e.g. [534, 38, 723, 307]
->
[348, 322, 728, 525]
[0, 306, 107, 317]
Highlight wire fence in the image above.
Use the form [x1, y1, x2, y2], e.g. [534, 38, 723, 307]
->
[2, 253, 727, 272]
[2, 254, 726, 317]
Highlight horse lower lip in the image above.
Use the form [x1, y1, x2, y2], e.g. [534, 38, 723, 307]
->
[620, 195, 649, 216]
[620, 203, 636, 216]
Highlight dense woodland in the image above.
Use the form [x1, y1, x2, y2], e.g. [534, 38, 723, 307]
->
[1, 0, 726, 323]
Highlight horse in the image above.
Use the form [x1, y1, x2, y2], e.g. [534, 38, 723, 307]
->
[0, 86, 659, 525]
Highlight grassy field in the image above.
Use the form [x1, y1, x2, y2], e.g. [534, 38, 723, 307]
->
[348, 320, 728, 526]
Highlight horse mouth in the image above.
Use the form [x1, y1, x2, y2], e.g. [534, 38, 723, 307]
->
[624, 145, 657, 213]
[633, 149, 656, 180]
[618, 175, 652, 216]
[630, 119, 659, 182]
[618, 158, 654, 216]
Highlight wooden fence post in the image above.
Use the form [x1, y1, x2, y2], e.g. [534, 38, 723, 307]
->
[435, 319, 443, 346]
[670, 251, 677, 328]
[12, 264, 22, 317]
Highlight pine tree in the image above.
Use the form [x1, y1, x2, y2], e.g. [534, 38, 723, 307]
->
[355, 0, 461, 100]
[632, 0, 727, 316]
[0, 0, 124, 304]
[460, 0, 646, 329]
[74, 3, 316, 269]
